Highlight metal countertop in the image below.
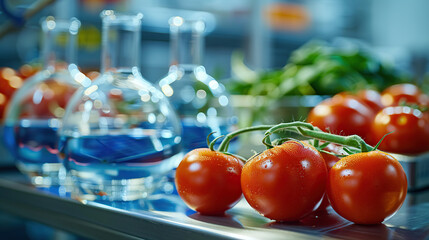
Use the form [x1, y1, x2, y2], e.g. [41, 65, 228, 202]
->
[0, 170, 428, 240]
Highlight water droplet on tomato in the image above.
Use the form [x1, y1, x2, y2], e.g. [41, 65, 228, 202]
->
[227, 166, 237, 174]
[262, 160, 273, 169]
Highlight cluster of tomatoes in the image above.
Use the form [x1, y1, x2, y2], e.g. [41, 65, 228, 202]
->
[174, 122, 408, 225]
[308, 83, 429, 155]
[0, 65, 40, 119]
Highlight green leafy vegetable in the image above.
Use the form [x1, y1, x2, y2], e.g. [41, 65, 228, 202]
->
[229, 40, 410, 97]
[228, 40, 411, 127]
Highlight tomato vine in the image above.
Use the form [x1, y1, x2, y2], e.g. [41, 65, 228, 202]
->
[176, 120, 407, 224]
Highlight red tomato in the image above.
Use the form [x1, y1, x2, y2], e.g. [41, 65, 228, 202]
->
[175, 148, 243, 215]
[308, 94, 375, 140]
[86, 71, 100, 80]
[321, 143, 343, 169]
[109, 88, 124, 101]
[0, 67, 23, 119]
[0, 67, 19, 98]
[241, 140, 327, 221]
[420, 94, 429, 108]
[0, 92, 8, 119]
[370, 106, 429, 154]
[19, 64, 41, 79]
[316, 143, 342, 211]
[21, 79, 77, 118]
[356, 89, 384, 113]
[327, 150, 407, 224]
[381, 83, 424, 107]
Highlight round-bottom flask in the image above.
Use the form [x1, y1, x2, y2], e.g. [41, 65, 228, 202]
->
[159, 17, 237, 157]
[60, 11, 182, 201]
[3, 17, 83, 187]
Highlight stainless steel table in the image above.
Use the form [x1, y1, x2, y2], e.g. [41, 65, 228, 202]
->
[0, 170, 428, 240]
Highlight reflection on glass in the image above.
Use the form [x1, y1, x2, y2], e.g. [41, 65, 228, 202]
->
[159, 16, 237, 157]
[3, 17, 83, 187]
[59, 11, 182, 201]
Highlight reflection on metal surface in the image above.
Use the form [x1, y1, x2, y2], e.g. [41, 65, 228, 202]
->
[0, 172, 429, 239]
[392, 152, 429, 191]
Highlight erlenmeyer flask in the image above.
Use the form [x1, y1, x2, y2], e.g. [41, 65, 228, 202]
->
[3, 17, 85, 187]
[59, 10, 182, 201]
[159, 16, 237, 155]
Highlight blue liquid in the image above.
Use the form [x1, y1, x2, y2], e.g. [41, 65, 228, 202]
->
[181, 121, 236, 153]
[3, 120, 60, 164]
[61, 134, 182, 180]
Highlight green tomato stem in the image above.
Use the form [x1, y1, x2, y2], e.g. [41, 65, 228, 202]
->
[217, 121, 374, 155]
[297, 127, 373, 152]
[217, 125, 274, 152]
[262, 121, 315, 147]
[206, 132, 216, 149]
[262, 135, 274, 149]
[264, 121, 316, 134]
[264, 124, 373, 152]
[209, 135, 224, 151]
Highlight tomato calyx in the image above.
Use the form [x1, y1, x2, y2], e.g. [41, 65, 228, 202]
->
[398, 100, 428, 112]
[262, 122, 372, 154]
[311, 141, 349, 159]
[176, 120, 406, 222]
[262, 136, 304, 149]
[210, 121, 381, 161]
[207, 121, 385, 163]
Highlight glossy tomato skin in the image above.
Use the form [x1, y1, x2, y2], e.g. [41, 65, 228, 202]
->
[175, 148, 243, 215]
[0, 96, 6, 119]
[308, 94, 375, 140]
[327, 151, 407, 224]
[336, 90, 383, 114]
[241, 140, 328, 221]
[356, 89, 384, 113]
[316, 144, 342, 211]
[380, 83, 423, 107]
[371, 106, 429, 154]
[0, 67, 21, 119]
[321, 143, 343, 169]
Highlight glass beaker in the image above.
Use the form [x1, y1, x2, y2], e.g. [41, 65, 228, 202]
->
[59, 10, 182, 201]
[159, 16, 237, 156]
[3, 17, 85, 187]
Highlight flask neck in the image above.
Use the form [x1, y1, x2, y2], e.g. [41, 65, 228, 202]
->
[170, 17, 205, 67]
[101, 11, 143, 74]
[41, 17, 80, 71]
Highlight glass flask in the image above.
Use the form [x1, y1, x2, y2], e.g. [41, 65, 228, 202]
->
[159, 16, 237, 155]
[59, 11, 182, 201]
[3, 17, 84, 187]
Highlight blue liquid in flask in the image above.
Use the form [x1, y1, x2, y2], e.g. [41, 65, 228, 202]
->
[60, 131, 182, 200]
[4, 119, 64, 186]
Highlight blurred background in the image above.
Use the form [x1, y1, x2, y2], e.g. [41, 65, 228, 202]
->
[2, 0, 429, 78]
[0, 2, 428, 238]
[1, 0, 429, 126]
